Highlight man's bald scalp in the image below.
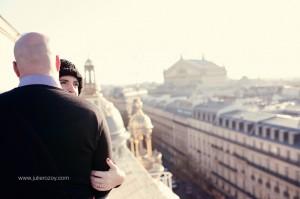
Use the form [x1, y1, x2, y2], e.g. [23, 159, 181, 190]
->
[13, 32, 58, 77]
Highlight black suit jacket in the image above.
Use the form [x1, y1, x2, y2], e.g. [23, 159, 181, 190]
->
[0, 85, 112, 199]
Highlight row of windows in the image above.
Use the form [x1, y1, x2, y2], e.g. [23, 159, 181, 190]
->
[213, 168, 300, 199]
[205, 138, 300, 185]
[193, 110, 300, 146]
[251, 175, 297, 198]
[189, 120, 300, 164]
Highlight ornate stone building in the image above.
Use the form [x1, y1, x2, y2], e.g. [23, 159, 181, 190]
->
[128, 98, 171, 179]
[163, 56, 227, 87]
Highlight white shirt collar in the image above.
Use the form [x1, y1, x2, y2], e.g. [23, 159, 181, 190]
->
[19, 74, 62, 88]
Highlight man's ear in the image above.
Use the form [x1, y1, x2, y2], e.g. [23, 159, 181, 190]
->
[56, 55, 60, 72]
[13, 61, 20, 77]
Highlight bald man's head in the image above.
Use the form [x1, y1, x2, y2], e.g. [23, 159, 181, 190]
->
[13, 32, 60, 78]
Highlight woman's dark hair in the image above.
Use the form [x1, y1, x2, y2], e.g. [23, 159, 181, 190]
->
[59, 59, 83, 94]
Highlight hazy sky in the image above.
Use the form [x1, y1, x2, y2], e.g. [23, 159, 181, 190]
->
[1, 0, 300, 91]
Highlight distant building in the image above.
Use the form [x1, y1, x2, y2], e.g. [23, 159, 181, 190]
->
[281, 86, 300, 99]
[143, 98, 300, 199]
[163, 56, 227, 88]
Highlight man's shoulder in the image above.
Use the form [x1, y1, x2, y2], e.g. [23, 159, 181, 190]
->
[0, 85, 98, 113]
[48, 88, 104, 120]
[0, 88, 17, 102]
[65, 94, 99, 114]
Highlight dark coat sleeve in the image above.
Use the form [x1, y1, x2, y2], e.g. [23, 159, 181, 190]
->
[91, 108, 113, 197]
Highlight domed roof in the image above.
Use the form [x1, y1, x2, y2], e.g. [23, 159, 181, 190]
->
[98, 96, 126, 135]
[97, 96, 130, 148]
[128, 98, 153, 131]
[85, 58, 93, 66]
[128, 109, 153, 130]
[131, 98, 143, 115]
[105, 103, 126, 135]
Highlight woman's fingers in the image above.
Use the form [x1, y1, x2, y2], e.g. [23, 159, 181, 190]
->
[90, 159, 125, 190]
[91, 177, 111, 191]
[95, 184, 111, 191]
[106, 158, 117, 170]
[92, 182, 111, 191]
[91, 170, 107, 178]
[91, 175, 106, 184]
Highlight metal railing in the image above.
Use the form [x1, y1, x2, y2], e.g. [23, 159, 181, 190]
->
[150, 171, 173, 190]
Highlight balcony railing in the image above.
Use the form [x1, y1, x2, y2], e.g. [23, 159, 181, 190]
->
[151, 171, 173, 190]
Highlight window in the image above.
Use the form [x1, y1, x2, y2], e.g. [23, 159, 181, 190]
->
[287, 150, 290, 160]
[199, 112, 203, 120]
[225, 119, 229, 128]
[219, 118, 223, 126]
[285, 167, 289, 177]
[239, 122, 244, 132]
[265, 180, 271, 189]
[232, 121, 236, 129]
[206, 113, 210, 122]
[258, 126, 263, 136]
[203, 113, 206, 121]
[284, 132, 289, 143]
[274, 182, 280, 193]
[258, 176, 263, 184]
[283, 188, 290, 198]
[197, 112, 201, 119]
[295, 135, 300, 144]
[212, 115, 216, 122]
[251, 174, 256, 181]
[266, 128, 271, 138]
[247, 124, 254, 133]
[274, 129, 279, 140]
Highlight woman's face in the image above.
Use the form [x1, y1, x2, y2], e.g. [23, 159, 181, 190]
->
[59, 75, 79, 96]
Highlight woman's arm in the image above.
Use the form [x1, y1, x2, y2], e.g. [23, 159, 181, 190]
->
[90, 158, 125, 191]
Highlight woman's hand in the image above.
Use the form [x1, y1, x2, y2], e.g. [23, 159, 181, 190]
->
[90, 158, 125, 191]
